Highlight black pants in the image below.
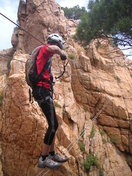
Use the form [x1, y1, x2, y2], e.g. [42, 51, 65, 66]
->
[33, 86, 58, 145]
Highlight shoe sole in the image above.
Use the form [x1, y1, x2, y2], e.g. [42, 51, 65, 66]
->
[54, 159, 68, 163]
[37, 163, 46, 169]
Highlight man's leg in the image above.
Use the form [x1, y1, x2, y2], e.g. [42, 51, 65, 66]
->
[41, 137, 55, 157]
[37, 96, 61, 168]
[48, 134, 68, 163]
[49, 137, 55, 153]
[42, 143, 50, 156]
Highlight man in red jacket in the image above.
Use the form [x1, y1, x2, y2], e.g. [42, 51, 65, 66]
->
[33, 34, 68, 169]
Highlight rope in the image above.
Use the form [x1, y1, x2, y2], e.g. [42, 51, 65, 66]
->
[55, 60, 69, 80]
[0, 10, 68, 79]
[0, 12, 43, 45]
[36, 99, 108, 176]
[0, 54, 27, 64]
[65, 99, 108, 153]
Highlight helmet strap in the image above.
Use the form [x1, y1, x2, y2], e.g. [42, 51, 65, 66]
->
[48, 40, 61, 48]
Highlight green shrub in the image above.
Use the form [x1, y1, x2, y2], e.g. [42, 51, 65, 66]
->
[68, 53, 76, 60]
[114, 76, 121, 83]
[54, 101, 61, 108]
[78, 140, 85, 153]
[83, 106, 88, 112]
[99, 129, 106, 136]
[102, 138, 107, 144]
[110, 136, 119, 144]
[84, 154, 98, 171]
[73, 34, 78, 41]
[0, 95, 3, 107]
[99, 129, 108, 144]
[90, 126, 96, 139]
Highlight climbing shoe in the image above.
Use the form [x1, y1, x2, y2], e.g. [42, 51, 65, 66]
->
[37, 156, 61, 169]
[49, 153, 68, 163]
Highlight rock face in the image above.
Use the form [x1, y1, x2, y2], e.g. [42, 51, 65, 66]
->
[0, 0, 132, 176]
[70, 38, 132, 153]
[12, 0, 67, 53]
[0, 49, 14, 176]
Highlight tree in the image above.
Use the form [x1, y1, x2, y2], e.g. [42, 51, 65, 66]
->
[62, 5, 87, 20]
[76, 0, 132, 46]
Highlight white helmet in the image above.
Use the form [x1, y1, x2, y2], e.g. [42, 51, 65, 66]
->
[47, 33, 65, 49]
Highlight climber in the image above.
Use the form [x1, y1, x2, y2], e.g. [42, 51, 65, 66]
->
[32, 33, 68, 169]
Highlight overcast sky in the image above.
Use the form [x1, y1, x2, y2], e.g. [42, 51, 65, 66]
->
[0, 0, 19, 50]
[56, 0, 88, 8]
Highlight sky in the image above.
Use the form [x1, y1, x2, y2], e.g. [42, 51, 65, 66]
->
[0, 0, 19, 50]
[56, 0, 88, 8]
[0, 0, 131, 59]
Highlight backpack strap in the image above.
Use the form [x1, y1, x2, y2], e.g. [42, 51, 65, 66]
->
[29, 57, 52, 103]
[37, 57, 52, 84]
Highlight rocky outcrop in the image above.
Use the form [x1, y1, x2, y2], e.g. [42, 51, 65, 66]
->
[12, 0, 67, 53]
[0, 49, 13, 76]
[0, 143, 3, 176]
[0, 48, 14, 176]
[1, 43, 132, 176]
[0, 0, 132, 176]
[70, 38, 132, 154]
[66, 19, 80, 37]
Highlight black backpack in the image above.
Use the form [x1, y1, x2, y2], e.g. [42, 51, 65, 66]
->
[25, 46, 52, 88]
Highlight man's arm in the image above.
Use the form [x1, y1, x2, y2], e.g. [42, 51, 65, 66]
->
[47, 45, 67, 60]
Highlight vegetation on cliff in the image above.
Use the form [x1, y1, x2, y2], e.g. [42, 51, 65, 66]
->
[76, 0, 132, 46]
[62, 5, 87, 20]
[0, 95, 3, 107]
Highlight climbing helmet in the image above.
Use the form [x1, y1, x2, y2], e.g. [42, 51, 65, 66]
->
[47, 33, 65, 49]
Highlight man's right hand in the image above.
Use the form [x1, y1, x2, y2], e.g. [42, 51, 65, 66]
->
[60, 53, 67, 60]
[47, 45, 67, 60]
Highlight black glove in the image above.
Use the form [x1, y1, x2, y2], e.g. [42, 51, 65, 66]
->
[60, 53, 67, 61]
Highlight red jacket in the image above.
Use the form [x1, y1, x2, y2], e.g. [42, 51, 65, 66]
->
[36, 44, 54, 89]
